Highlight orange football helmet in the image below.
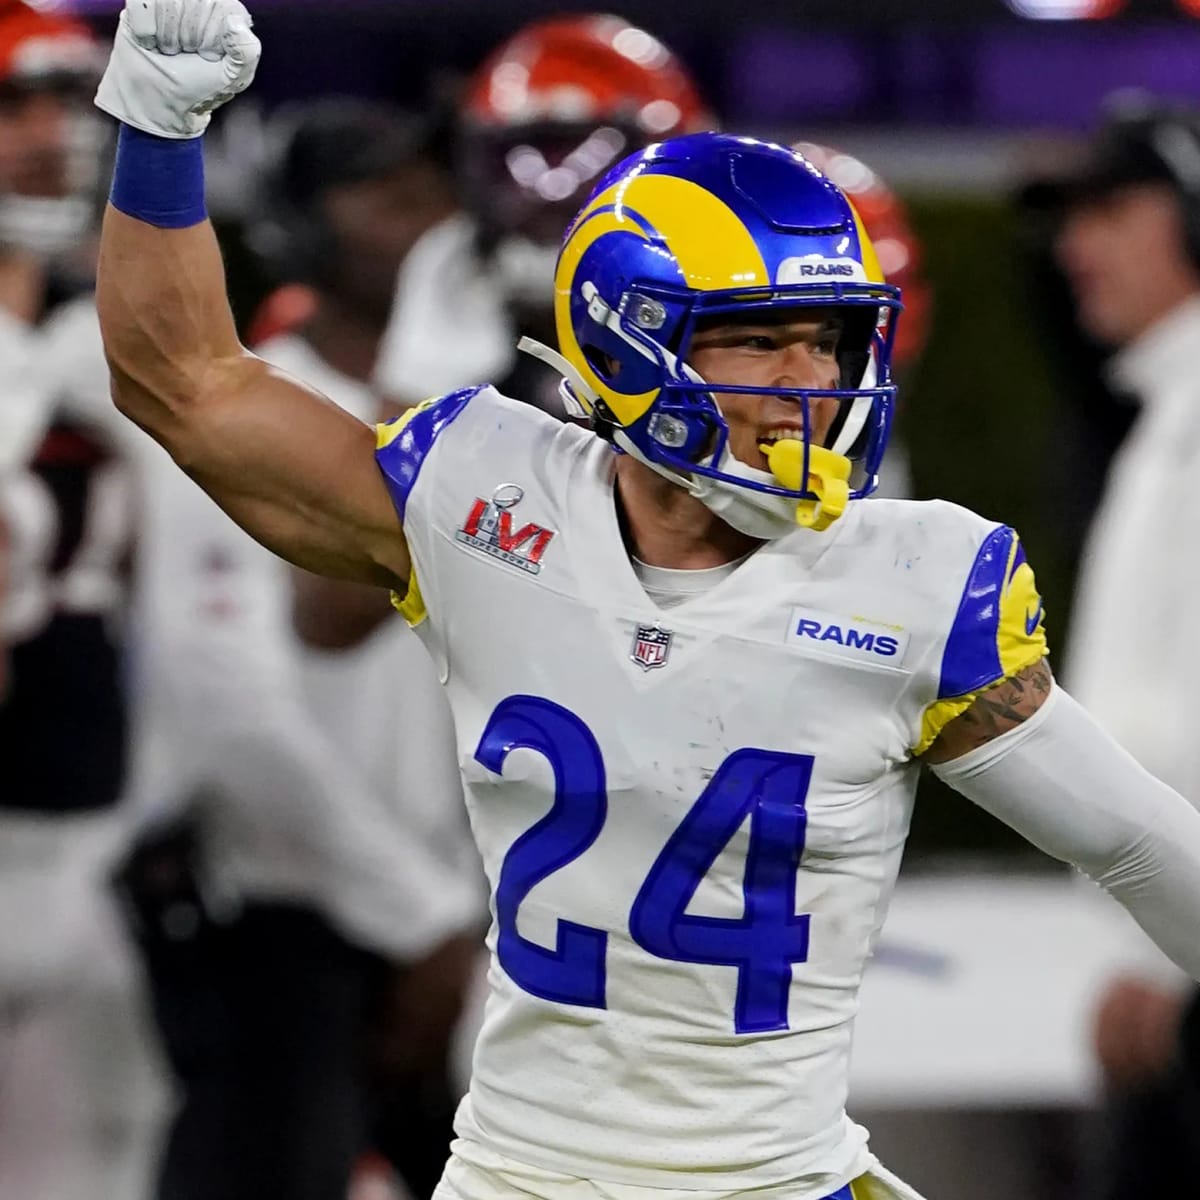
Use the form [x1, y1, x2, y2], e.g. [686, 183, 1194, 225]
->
[0, 1, 100, 90]
[461, 14, 711, 139]
[459, 14, 714, 306]
[0, 1, 104, 255]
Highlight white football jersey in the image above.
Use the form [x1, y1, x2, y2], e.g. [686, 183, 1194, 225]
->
[376, 387, 1047, 1195]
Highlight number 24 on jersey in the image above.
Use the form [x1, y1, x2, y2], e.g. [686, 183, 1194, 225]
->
[475, 694, 816, 1035]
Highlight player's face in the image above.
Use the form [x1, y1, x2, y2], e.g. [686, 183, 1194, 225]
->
[688, 309, 843, 472]
[1055, 183, 1200, 346]
[0, 86, 81, 196]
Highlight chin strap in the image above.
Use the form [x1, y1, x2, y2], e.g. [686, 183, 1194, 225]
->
[516, 336, 594, 419]
[760, 440, 852, 532]
[612, 428, 698, 493]
[516, 336, 699, 498]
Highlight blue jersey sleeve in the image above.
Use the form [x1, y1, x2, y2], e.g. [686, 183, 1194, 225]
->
[374, 385, 482, 627]
[914, 525, 1049, 754]
[374, 385, 482, 522]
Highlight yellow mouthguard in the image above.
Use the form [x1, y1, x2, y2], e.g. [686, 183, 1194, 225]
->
[760, 440, 852, 532]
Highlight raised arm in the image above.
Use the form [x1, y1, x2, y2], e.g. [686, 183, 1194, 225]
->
[94, 0, 408, 588]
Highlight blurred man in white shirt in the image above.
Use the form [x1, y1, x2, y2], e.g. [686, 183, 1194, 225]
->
[1036, 93, 1200, 1197]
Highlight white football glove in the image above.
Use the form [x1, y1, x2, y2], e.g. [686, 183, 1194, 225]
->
[95, 0, 261, 140]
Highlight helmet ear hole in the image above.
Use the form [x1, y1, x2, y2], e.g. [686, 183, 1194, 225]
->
[583, 345, 620, 382]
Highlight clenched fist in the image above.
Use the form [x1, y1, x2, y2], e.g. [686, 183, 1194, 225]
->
[95, 0, 261, 139]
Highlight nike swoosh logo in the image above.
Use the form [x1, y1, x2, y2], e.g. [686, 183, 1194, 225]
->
[1025, 601, 1043, 637]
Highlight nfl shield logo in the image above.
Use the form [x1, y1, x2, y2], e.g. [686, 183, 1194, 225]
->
[631, 623, 672, 671]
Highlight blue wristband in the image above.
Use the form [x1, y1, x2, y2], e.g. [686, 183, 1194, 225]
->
[109, 124, 207, 229]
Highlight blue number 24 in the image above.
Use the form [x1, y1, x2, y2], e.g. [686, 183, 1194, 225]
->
[474, 695, 814, 1034]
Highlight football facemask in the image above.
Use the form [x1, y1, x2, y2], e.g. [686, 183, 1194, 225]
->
[525, 132, 902, 538]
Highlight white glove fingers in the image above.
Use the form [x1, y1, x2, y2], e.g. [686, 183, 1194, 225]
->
[97, 0, 261, 138]
[178, 0, 215, 53]
[155, 0, 184, 55]
[195, 2, 227, 62]
[226, 0, 254, 28]
[124, 0, 158, 47]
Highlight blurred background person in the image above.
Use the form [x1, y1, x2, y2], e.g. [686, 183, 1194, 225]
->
[248, 94, 486, 1199]
[373, 13, 713, 416]
[0, 3, 171, 1198]
[0, 230, 55, 701]
[110, 431, 482, 1200]
[89, 100, 485, 1200]
[1024, 93, 1200, 1199]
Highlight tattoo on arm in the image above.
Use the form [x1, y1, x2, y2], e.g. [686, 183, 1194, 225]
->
[924, 658, 1054, 764]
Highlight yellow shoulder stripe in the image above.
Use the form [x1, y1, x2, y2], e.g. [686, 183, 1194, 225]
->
[391, 563, 427, 627]
[378, 399, 439, 625]
[376, 398, 435, 450]
[915, 529, 1049, 756]
[913, 647, 1047, 756]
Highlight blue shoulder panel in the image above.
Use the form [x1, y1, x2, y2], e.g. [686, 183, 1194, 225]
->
[937, 524, 1016, 700]
[374, 386, 481, 521]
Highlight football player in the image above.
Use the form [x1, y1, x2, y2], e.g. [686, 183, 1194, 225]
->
[0, 0, 105, 258]
[373, 12, 712, 415]
[93, 4, 1200, 1198]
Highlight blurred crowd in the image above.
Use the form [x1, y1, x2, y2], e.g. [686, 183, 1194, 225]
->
[3, 1, 1200, 1198]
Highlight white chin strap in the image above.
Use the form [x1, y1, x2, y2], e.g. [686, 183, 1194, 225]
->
[827, 354, 877, 458]
[689, 448, 812, 541]
[517, 337, 594, 419]
[604, 423, 817, 542]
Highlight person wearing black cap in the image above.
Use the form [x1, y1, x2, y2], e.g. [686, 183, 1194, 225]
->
[1030, 93, 1200, 1198]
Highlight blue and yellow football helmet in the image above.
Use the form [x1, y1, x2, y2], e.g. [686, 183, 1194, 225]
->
[525, 132, 903, 534]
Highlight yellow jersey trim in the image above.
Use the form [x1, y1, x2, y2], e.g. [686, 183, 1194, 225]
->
[391, 563, 427, 627]
[378, 400, 438, 625]
[376, 398, 432, 450]
[913, 646, 1048, 756]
